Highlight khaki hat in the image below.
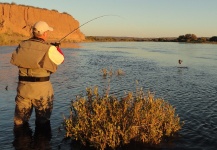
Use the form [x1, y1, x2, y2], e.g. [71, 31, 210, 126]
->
[33, 21, 53, 34]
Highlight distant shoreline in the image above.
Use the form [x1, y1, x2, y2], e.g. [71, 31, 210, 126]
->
[1, 34, 217, 48]
[84, 35, 217, 44]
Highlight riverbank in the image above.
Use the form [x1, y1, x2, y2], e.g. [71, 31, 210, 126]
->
[85, 35, 217, 44]
[0, 33, 80, 48]
[1, 34, 217, 48]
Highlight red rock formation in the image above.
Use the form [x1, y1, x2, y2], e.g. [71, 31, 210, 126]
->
[0, 3, 85, 42]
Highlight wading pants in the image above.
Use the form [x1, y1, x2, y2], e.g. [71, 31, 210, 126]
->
[14, 81, 54, 126]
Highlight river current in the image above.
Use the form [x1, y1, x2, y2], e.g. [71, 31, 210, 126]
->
[0, 42, 217, 149]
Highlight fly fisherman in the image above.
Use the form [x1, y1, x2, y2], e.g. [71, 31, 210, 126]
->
[10, 21, 64, 126]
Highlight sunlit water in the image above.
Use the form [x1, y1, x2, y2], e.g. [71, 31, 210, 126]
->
[0, 42, 217, 150]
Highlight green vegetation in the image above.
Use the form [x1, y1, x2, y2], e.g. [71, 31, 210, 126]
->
[51, 9, 59, 12]
[0, 33, 26, 45]
[11, 2, 16, 5]
[85, 36, 155, 42]
[85, 34, 217, 44]
[175, 34, 217, 43]
[177, 34, 198, 42]
[209, 36, 217, 42]
[62, 12, 71, 16]
[63, 85, 183, 149]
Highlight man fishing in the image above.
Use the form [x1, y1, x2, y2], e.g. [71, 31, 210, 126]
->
[10, 21, 64, 126]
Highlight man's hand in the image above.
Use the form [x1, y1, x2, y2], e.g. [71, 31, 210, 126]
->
[51, 42, 61, 47]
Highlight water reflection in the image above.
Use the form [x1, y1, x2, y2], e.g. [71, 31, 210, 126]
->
[13, 122, 52, 150]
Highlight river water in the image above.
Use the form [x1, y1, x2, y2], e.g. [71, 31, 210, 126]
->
[0, 42, 217, 150]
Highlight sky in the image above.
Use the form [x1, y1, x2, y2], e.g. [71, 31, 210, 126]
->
[1, 0, 217, 38]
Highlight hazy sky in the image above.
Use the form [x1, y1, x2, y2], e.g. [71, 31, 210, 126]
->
[1, 0, 217, 37]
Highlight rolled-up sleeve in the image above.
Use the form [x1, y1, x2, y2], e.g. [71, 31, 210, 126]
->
[48, 46, 64, 65]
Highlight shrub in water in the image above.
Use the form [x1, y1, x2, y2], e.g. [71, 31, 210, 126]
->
[63, 86, 182, 150]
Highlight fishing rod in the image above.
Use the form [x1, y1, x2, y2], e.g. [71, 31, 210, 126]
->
[52, 15, 119, 46]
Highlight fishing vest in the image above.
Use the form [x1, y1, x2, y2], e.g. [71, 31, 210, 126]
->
[10, 38, 57, 77]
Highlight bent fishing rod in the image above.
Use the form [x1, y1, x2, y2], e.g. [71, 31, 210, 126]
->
[52, 15, 119, 46]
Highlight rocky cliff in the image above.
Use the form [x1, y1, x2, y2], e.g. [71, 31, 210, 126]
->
[0, 3, 85, 42]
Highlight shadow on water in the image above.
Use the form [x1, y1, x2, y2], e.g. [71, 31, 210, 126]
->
[13, 122, 52, 150]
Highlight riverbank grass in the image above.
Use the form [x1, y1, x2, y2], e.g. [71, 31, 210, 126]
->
[63, 86, 182, 149]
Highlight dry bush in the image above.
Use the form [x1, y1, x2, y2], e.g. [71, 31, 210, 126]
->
[63, 86, 182, 150]
[101, 68, 108, 77]
[101, 68, 124, 77]
[116, 69, 125, 76]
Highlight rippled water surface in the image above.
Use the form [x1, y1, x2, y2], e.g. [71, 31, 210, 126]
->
[0, 42, 217, 150]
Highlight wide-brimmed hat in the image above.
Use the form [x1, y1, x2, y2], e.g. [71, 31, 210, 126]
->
[33, 21, 53, 34]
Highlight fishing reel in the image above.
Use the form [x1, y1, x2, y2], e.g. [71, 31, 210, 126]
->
[51, 42, 61, 47]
